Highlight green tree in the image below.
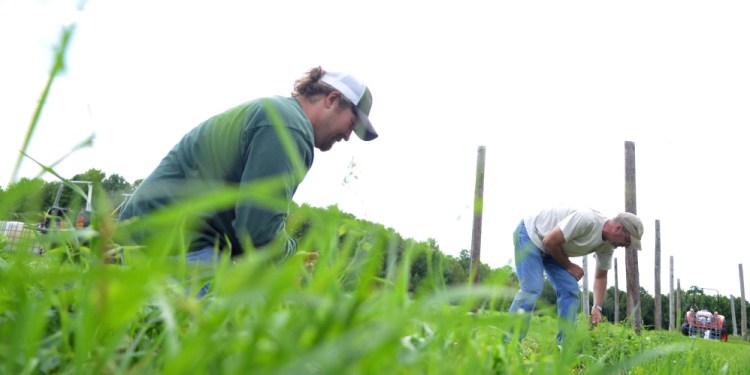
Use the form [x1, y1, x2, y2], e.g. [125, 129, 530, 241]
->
[639, 287, 655, 329]
[133, 179, 144, 190]
[657, 294, 669, 330]
[41, 181, 61, 209]
[72, 168, 105, 185]
[410, 240, 446, 294]
[102, 173, 133, 208]
[0, 178, 46, 222]
[458, 249, 471, 275]
[456, 249, 493, 283]
[603, 286, 628, 324]
[442, 256, 466, 285]
[102, 173, 131, 194]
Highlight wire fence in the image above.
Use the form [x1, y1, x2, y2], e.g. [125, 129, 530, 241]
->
[0, 221, 43, 255]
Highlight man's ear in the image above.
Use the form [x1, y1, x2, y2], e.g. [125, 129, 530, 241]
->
[325, 91, 340, 108]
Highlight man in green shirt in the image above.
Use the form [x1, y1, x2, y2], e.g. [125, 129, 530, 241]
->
[118, 66, 377, 264]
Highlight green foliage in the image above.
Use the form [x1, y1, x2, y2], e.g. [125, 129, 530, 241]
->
[72, 169, 106, 186]
[0, 178, 46, 222]
[102, 174, 133, 205]
[1, 170, 137, 228]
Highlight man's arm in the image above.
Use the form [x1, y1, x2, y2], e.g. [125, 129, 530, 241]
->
[591, 268, 608, 325]
[235, 126, 311, 259]
[543, 227, 584, 281]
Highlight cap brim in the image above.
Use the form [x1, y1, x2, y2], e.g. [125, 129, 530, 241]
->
[353, 110, 377, 141]
[628, 236, 642, 251]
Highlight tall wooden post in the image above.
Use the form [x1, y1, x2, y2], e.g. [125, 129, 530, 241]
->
[730, 294, 738, 336]
[624, 141, 641, 333]
[614, 258, 620, 324]
[669, 256, 674, 331]
[676, 279, 682, 327]
[469, 146, 486, 285]
[582, 255, 590, 315]
[654, 220, 662, 330]
[740, 264, 747, 341]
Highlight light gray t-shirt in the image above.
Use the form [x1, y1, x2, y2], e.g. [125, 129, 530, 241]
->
[523, 206, 614, 270]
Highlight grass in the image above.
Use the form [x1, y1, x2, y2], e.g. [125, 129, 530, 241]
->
[3, 216, 750, 374]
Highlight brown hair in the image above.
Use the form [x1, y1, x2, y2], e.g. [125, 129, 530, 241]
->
[292, 66, 353, 111]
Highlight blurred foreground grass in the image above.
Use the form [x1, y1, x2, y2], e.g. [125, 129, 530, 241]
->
[2, 209, 750, 375]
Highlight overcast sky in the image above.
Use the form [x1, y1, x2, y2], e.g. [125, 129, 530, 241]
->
[2, 0, 749, 304]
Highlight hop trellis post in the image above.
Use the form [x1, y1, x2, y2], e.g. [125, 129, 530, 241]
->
[740, 264, 747, 341]
[469, 146, 485, 285]
[624, 141, 641, 334]
[669, 256, 675, 331]
[654, 220, 662, 330]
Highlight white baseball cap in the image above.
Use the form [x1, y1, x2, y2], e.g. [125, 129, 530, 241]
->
[320, 71, 378, 141]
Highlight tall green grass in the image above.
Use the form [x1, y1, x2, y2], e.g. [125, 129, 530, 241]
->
[2, 16, 750, 375]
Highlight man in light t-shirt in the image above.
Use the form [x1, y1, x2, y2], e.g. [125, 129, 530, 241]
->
[507, 206, 644, 345]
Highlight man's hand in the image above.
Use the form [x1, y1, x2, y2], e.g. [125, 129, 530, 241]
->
[295, 251, 319, 288]
[567, 263, 584, 281]
[592, 269, 608, 325]
[297, 251, 319, 272]
[543, 227, 583, 281]
[590, 307, 603, 325]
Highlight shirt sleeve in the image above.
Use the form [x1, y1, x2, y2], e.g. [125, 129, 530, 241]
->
[233, 125, 311, 259]
[593, 246, 614, 270]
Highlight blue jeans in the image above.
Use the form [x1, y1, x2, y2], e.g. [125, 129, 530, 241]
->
[124, 246, 220, 298]
[508, 221, 580, 345]
[181, 246, 223, 297]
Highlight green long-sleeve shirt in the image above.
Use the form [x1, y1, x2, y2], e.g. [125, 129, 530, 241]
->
[119, 96, 314, 258]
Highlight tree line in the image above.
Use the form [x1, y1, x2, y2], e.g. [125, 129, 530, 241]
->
[0, 168, 139, 223]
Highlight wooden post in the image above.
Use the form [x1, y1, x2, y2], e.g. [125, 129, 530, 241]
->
[624, 141, 641, 334]
[740, 264, 747, 341]
[469, 146, 486, 285]
[676, 279, 682, 328]
[614, 258, 619, 323]
[730, 294, 738, 336]
[654, 219, 661, 330]
[669, 256, 674, 331]
[580, 255, 588, 315]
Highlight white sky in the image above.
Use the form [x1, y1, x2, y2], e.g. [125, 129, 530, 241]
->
[2, 0, 749, 304]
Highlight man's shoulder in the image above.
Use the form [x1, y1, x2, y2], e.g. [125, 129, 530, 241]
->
[240, 97, 314, 156]
[554, 207, 597, 224]
[243, 97, 308, 129]
[248, 96, 299, 113]
[569, 208, 607, 225]
[559, 208, 605, 239]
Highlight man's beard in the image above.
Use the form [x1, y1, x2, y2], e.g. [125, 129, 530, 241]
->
[318, 136, 341, 152]
[318, 140, 333, 152]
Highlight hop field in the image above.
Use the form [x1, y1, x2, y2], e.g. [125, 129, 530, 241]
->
[2, 13, 750, 375]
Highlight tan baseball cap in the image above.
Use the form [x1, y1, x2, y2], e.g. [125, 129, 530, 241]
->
[616, 212, 644, 251]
